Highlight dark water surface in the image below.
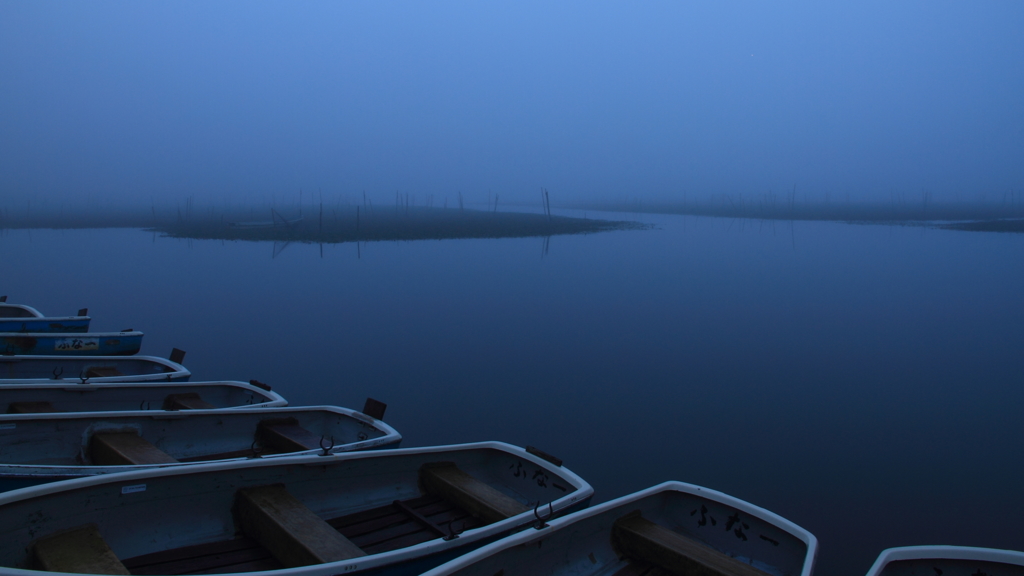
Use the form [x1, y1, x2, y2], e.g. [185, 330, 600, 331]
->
[3, 212, 1023, 575]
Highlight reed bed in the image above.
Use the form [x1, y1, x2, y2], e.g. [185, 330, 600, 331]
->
[0, 202, 646, 243]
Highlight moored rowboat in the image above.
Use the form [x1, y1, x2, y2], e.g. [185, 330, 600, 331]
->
[0, 442, 592, 576]
[0, 380, 286, 414]
[0, 330, 143, 356]
[0, 405, 400, 491]
[865, 546, 1024, 576]
[0, 354, 190, 384]
[0, 303, 90, 333]
[422, 481, 817, 576]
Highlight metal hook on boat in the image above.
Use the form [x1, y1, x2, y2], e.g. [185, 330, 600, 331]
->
[78, 372, 90, 384]
[533, 501, 554, 529]
[250, 440, 263, 458]
[319, 435, 335, 456]
[443, 519, 461, 541]
[51, 367, 63, 380]
[140, 401, 146, 410]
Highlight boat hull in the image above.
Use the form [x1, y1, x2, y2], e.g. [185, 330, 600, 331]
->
[0, 317, 90, 333]
[0, 380, 286, 414]
[0, 442, 593, 576]
[0, 405, 400, 490]
[866, 546, 1024, 576]
[422, 481, 818, 576]
[0, 355, 190, 383]
[0, 304, 91, 333]
[0, 331, 143, 356]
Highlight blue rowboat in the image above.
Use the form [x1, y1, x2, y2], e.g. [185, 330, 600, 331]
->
[0, 380, 287, 414]
[0, 330, 143, 356]
[422, 481, 818, 576]
[0, 404, 401, 491]
[0, 442, 591, 576]
[0, 303, 90, 333]
[0, 354, 189, 383]
[866, 546, 1024, 576]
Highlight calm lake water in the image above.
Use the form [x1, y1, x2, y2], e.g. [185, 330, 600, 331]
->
[3, 211, 1023, 575]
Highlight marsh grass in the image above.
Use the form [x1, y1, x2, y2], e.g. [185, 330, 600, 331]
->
[0, 202, 646, 243]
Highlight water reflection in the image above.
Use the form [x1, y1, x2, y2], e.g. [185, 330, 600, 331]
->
[2, 213, 1023, 576]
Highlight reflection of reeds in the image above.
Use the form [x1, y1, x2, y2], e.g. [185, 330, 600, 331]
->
[155, 206, 640, 243]
[0, 197, 645, 244]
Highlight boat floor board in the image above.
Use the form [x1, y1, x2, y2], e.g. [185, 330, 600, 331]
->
[6, 401, 58, 413]
[85, 366, 124, 378]
[123, 537, 282, 575]
[177, 449, 255, 463]
[330, 494, 483, 555]
[611, 561, 677, 576]
[163, 393, 216, 410]
[120, 495, 482, 575]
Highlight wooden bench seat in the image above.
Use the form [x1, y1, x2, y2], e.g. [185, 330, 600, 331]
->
[7, 401, 58, 414]
[120, 494, 482, 575]
[612, 512, 770, 576]
[89, 432, 179, 466]
[162, 393, 215, 410]
[31, 524, 130, 575]
[256, 418, 321, 453]
[419, 461, 528, 525]
[235, 484, 366, 568]
[84, 366, 124, 378]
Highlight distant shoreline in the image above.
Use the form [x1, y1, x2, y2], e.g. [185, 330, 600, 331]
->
[0, 205, 649, 243]
[565, 200, 1024, 234]
[4, 200, 1024, 237]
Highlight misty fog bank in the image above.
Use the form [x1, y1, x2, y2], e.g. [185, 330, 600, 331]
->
[2, 2, 1023, 207]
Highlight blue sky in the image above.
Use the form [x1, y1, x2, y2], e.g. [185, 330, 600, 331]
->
[1, 1, 1022, 205]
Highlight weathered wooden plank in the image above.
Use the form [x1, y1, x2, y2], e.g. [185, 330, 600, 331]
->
[320, 494, 480, 554]
[612, 512, 770, 576]
[123, 538, 278, 575]
[326, 494, 440, 531]
[198, 557, 284, 575]
[256, 418, 320, 453]
[610, 562, 675, 576]
[90, 432, 178, 466]
[7, 401, 58, 414]
[610, 562, 651, 576]
[122, 537, 261, 568]
[84, 366, 124, 378]
[354, 509, 481, 555]
[31, 524, 130, 575]
[333, 499, 455, 542]
[235, 484, 366, 568]
[358, 528, 438, 556]
[419, 461, 528, 525]
[344, 508, 477, 553]
[162, 393, 215, 410]
[392, 499, 448, 537]
[177, 449, 254, 463]
[327, 497, 453, 544]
